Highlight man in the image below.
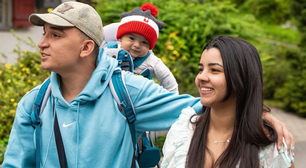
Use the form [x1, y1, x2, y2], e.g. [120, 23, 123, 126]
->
[2, 2, 293, 168]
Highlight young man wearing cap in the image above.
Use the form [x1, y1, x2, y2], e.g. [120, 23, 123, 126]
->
[2, 2, 200, 167]
[2, 1, 294, 168]
[105, 3, 178, 93]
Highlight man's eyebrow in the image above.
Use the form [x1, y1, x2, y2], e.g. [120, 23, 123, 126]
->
[50, 26, 65, 32]
[198, 63, 203, 66]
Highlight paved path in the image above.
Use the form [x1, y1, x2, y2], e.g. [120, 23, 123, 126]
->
[270, 107, 306, 143]
[270, 107, 306, 168]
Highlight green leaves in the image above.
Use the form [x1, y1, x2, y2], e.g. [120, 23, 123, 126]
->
[0, 31, 50, 140]
[0, 31, 50, 162]
[274, 49, 306, 117]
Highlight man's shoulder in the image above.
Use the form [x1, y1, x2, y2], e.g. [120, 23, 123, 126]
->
[17, 84, 44, 113]
[22, 85, 42, 100]
[123, 71, 149, 87]
[122, 70, 160, 96]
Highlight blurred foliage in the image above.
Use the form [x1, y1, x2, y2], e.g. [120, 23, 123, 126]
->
[254, 23, 300, 100]
[272, 0, 306, 117]
[274, 49, 306, 117]
[0, 31, 50, 162]
[291, 0, 306, 31]
[153, 133, 166, 157]
[0, 135, 9, 163]
[231, 0, 292, 24]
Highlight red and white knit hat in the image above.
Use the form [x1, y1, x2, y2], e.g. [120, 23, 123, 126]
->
[116, 3, 165, 49]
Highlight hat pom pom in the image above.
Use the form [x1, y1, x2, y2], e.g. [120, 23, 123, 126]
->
[141, 3, 158, 17]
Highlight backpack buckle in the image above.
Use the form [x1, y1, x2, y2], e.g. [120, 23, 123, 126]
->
[31, 107, 42, 128]
[118, 101, 127, 111]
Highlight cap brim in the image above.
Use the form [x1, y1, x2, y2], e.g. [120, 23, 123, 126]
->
[29, 13, 74, 27]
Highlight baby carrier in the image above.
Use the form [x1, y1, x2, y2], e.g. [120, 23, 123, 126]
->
[103, 41, 161, 168]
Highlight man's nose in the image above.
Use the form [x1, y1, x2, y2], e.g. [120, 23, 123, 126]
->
[38, 35, 48, 49]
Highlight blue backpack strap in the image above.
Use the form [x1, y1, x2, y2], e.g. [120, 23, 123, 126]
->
[110, 70, 136, 122]
[139, 67, 154, 80]
[109, 69, 136, 136]
[117, 50, 134, 72]
[134, 52, 154, 80]
[109, 68, 137, 167]
[31, 77, 51, 168]
[104, 41, 118, 48]
[133, 51, 150, 69]
[105, 41, 134, 72]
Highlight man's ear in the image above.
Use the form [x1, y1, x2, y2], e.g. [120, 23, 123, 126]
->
[80, 40, 95, 58]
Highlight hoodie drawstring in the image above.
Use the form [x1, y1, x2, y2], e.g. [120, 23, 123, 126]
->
[75, 102, 80, 167]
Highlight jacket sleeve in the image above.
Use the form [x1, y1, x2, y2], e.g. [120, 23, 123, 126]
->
[151, 53, 179, 93]
[2, 89, 38, 168]
[124, 72, 202, 134]
[161, 107, 196, 168]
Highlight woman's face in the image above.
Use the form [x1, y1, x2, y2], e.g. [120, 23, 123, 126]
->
[195, 48, 229, 108]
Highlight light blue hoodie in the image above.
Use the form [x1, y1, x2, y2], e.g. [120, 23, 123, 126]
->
[3, 48, 201, 168]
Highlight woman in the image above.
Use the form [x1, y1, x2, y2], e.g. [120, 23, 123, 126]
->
[161, 36, 294, 168]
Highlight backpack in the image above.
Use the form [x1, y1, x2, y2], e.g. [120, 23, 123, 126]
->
[103, 41, 154, 80]
[30, 49, 160, 168]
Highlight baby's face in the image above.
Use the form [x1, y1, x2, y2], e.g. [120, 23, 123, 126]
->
[119, 33, 150, 58]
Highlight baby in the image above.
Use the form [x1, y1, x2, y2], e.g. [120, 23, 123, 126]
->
[103, 3, 178, 93]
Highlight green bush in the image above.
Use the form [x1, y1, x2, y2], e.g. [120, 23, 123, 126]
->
[153, 134, 167, 157]
[235, 0, 292, 25]
[274, 49, 306, 117]
[0, 135, 9, 163]
[0, 31, 50, 162]
[272, 0, 306, 117]
[254, 24, 300, 99]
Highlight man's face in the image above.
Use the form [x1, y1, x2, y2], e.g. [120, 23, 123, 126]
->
[119, 33, 150, 58]
[38, 23, 87, 74]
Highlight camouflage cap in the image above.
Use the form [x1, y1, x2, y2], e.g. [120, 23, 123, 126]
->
[29, 1, 104, 46]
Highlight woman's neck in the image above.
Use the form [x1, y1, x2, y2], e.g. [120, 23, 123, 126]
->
[210, 107, 235, 133]
[208, 94, 237, 146]
[210, 96, 236, 130]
